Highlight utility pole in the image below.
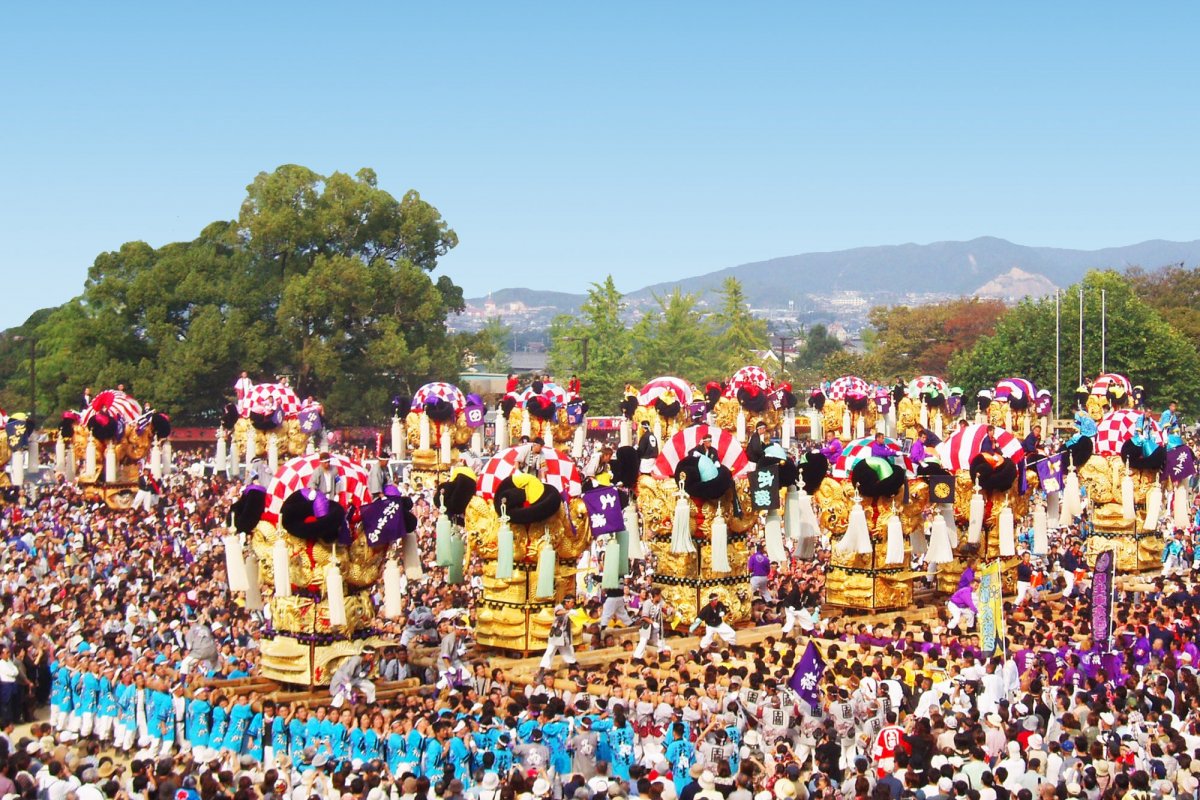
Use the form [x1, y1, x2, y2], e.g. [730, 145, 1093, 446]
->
[565, 336, 590, 372]
[775, 335, 794, 375]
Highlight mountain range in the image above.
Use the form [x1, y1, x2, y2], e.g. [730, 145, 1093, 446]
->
[468, 236, 1200, 311]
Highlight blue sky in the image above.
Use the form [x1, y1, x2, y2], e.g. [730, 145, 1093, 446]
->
[2, 3, 1199, 328]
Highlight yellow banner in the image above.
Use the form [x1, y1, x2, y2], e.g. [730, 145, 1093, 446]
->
[977, 561, 1005, 653]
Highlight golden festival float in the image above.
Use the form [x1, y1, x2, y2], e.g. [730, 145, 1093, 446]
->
[236, 452, 419, 685]
[897, 375, 959, 440]
[636, 369, 803, 625]
[218, 379, 323, 477]
[816, 433, 929, 610]
[820, 376, 880, 441]
[987, 378, 1053, 437]
[928, 420, 1034, 594]
[451, 443, 592, 653]
[818, 373, 1038, 608]
[1066, 374, 1172, 571]
[399, 382, 482, 489]
[402, 378, 590, 654]
[64, 389, 172, 509]
[625, 376, 700, 447]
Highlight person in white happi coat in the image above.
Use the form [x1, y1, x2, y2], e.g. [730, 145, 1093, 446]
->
[537, 600, 577, 679]
[633, 588, 670, 661]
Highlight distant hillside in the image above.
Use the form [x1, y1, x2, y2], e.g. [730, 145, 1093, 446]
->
[630, 237, 1200, 306]
[467, 237, 1200, 311]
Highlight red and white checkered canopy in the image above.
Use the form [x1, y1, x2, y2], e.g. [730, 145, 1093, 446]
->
[1095, 409, 1162, 456]
[515, 382, 572, 407]
[476, 444, 583, 501]
[827, 376, 871, 401]
[906, 375, 948, 399]
[723, 366, 773, 398]
[237, 383, 301, 420]
[410, 382, 466, 414]
[260, 453, 373, 526]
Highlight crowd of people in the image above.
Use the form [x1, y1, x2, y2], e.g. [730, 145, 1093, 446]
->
[0, 420, 1196, 800]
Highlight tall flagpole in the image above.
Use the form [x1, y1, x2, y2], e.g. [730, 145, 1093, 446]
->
[1101, 288, 1107, 373]
[1078, 288, 1084, 385]
[1055, 290, 1061, 421]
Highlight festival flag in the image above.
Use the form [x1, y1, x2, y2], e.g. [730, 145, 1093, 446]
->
[582, 487, 624, 535]
[977, 561, 1005, 654]
[465, 404, 487, 428]
[946, 395, 963, 419]
[1165, 446, 1198, 484]
[566, 403, 586, 426]
[752, 464, 781, 511]
[298, 408, 323, 434]
[1092, 550, 1115, 651]
[1036, 453, 1064, 493]
[926, 474, 955, 505]
[359, 497, 408, 548]
[788, 641, 826, 710]
[1035, 392, 1053, 417]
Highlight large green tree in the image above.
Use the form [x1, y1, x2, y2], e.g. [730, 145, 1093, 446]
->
[15, 166, 465, 423]
[474, 317, 513, 374]
[1127, 264, 1200, 342]
[547, 276, 634, 413]
[708, 277, 769, 374]
[630, 289, 713, 383]
[862, 297, 1006, 381]
[949, 270, 1200, 414]
[793, 324, 844, 373]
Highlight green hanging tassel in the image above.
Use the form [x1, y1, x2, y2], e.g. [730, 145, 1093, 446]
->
[602, 536, 621, 589]
[535, 534, 557, 599]
[435, 502, 453, 567]
[496, 514, 515, 580]
[447, 531, 466, 585]
[616, 529, 630, 577]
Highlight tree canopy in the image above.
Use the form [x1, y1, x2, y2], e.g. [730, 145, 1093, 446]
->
[630, 289, 712, 384]
[709, 278, 771, 375]
[792, 324, 844, 374]
[862, 298, 1006, 380]
[949, 270, 1200, 413]
[1128, 263, 1200, 343]
[547, 277, 635, 412]
[1, 166, 481, 424]
[546, 276, 772, 413]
